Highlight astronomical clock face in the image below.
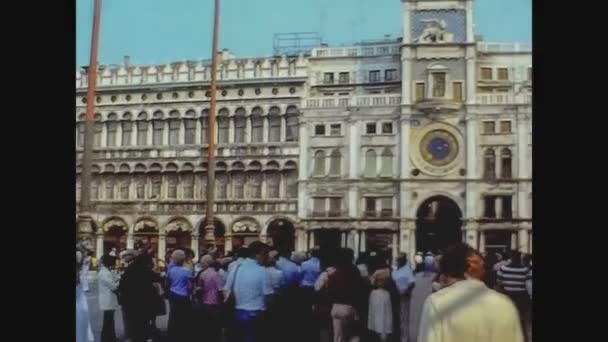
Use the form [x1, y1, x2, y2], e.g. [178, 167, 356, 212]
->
[420, 130, 459, 166]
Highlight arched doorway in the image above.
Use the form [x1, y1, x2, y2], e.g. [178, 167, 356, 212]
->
[267, 218, 295, 253]
[416, 196, 462, 254]
[134, 219, 159, 255]
[165, 218, 192, 252]
[199, 217, 226, 254]
[102, 218, 128, 253]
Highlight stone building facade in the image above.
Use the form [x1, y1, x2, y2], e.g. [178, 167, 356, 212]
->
[76, 0, 532, 261]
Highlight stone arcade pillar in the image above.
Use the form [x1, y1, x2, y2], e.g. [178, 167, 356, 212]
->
[126, 233, 134, 249]
[96, 232, 104, 259]
[158, 234, 166, 259]
[191, 233, 199, 260]
[224, 234, 233, 253]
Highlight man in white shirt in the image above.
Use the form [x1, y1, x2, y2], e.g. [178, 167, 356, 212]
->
[418, 243, 523, 342]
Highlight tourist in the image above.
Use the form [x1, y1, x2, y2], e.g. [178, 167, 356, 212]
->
[356, 252, 370, 278]
[367, 256, 396, 342]
[266, 250, 284, 290]
[117, 249, 156, 342]
[326, 249, 364, 342]
[223, 241, 274, 342]
[228, 247, 249, 275]
[197, 254, 224, 342]
[219, 257, 232, 284]
[392, 253, 415, 342]
[314, 249, 338, 342]
[275, 247, 301, 341]
[166, 249, 193, 342]
[418, 243, 523, 342]
[300, 247, 321, 342]
[98, 255, 119, 342]
[76, 254, 94, 342]
[80, 252, 91, 292]
[497, 250, 531, 342]
[408, 257, 437, 342]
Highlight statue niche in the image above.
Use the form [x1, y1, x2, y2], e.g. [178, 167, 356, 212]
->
[415, 19, 454, 43]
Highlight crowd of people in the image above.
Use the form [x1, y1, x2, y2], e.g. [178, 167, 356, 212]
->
[75, 239, 532, 342]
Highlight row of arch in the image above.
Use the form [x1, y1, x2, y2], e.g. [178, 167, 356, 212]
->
[311, 148, 394, 178]
[76, 160, 298, 174]
[77, 105, 300, 122]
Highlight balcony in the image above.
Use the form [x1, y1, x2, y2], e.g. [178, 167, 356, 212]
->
[88, 199, 297, 214]
[413, 98, 463, 113]
[476, 93, 531, 105]
[304, 94, 402, 109]
[477, 42, 531, 54]
[311, 44, 400, 58]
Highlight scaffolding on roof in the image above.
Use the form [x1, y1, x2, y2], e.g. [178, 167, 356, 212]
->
[273, 32, 322, 56]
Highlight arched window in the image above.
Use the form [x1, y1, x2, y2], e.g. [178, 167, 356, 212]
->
[329, 149, 341, 176]
[251, 107, 263, 143]
[218, 108, 229, 144]
[232, 172, 245, 199]
[234, 108, 246, 143]
[380, 148, 393, 177]
[182, 174, 194, 199]
[106, 113, 118, 147]
[152, 120, 164, 146]
[119, 175, 130, 200]
[266, 172, 280, 198]
[216, 173, 228, 199]
[105, 176, 115, 200]
[137, 112, 148, 146]
[77, 122, 85, 147]
[201, 109, 209, 144]
[169, 119, 180, 145]
[285, 170, 297, 198]
[248, 173, 262, 199]
[313, 150, 326, 176]
[91, 176, 99, 200]
[135, 176, 145, 199]
[166, 174, 178, 199]
[268, 107, 281, 142]
[150, 174, 162, 199]
[501, 148, 512, 179]
[286, 106, 299, 142]
[94, 115, 103, 147]
[185, 119, 196, 145]
[364, 149, 377, 178]
[122, 114, 133, 146]
[483, 149, 496, 180]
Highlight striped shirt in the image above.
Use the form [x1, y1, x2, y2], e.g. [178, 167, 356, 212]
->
[497, 263, 531, 292]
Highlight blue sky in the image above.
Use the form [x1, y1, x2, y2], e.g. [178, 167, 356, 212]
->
[76, 0, 531, 66]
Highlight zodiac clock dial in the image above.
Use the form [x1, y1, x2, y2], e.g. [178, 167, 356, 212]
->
[419, 130, 459, 166]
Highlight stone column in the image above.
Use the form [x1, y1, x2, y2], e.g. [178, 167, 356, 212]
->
[348, 186, 358, 218]
[401, 50, 412, 104]
[101, 123, 108, 147]
[259, 234, 268, 244]
[341, 232, 346, 248]
[496, 197, 503, 219]
[158, 234, 166, 259]
[191, 234, 199, 260]
[298, 123, 309, 180]
[126, 233, 134, 249]
[406, 221, 417, 262]
[466, 49, 476, 105]
[229, 118, 235, 144]
[224, 234, 233, 253]
[96, 233, 104, 259]
[116, 124, 123, 146]
[352, 230, 360, 259]
[360, 230, 366, 252]
[391, 232, 398, 265]
[466, 118, 478, 178]
[147, 121, 153, 146]
[280, 116, 286, 142]
[465, 222, 479, 250]
[511, 232, 517, 250]
[496, 148, 503, 179]
[400, 119, 411, 219]
[518, 228, 529, 254]
[309, 230, 315, 249]
[517, 114, 529, 179]
[195, 120, 202, 144]
[179, 120, 186, 145]
[262, 117, 269, 143]
[245, 116, 252, 143]
[466, 0, 475, 43]
[479, 230, 486, 254]
[163, 121, 169, 146]
[348, 120, 360, 179]
[131, 124, 137, 146]
[518, 191, 528, 219]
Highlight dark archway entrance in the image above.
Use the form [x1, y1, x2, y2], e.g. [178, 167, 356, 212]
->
[314, 229, 342, 251]
[104, 226, 127, 253]
[199, 218, 226, 254]
[166, 229, 192, 250]
[267, 219, 295, 253]
[416, 196, 462, 254]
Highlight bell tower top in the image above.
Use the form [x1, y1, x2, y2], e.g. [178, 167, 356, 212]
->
[401, 0, 474, 45]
